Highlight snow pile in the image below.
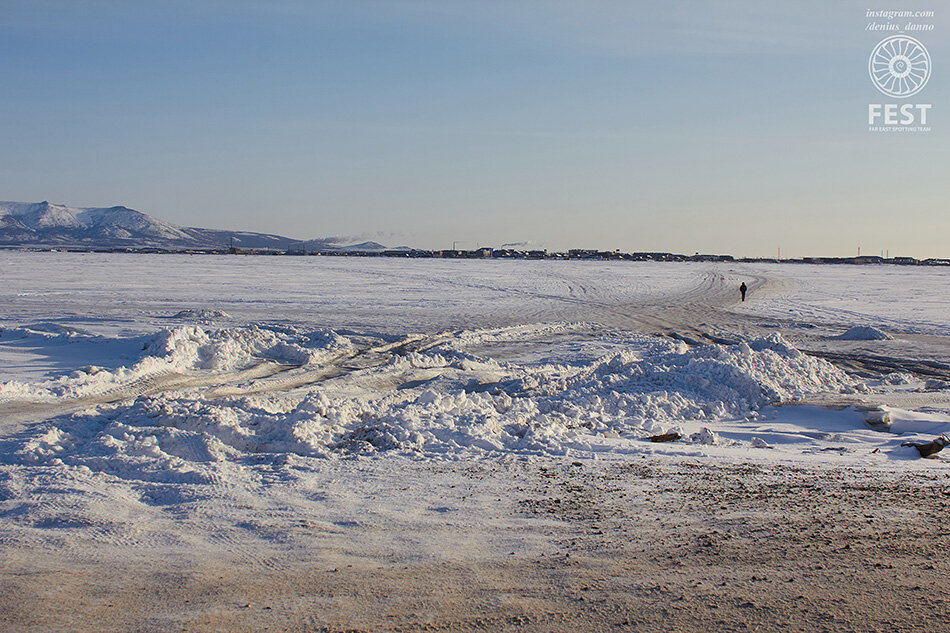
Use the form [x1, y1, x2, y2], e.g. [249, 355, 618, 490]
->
[877, 373, 949, 392]
[142, 325, 349, 371]
[0, 325, 352, 402]
[884, 372, 916, 385]
[0, 379, 37, 400]
[13, 334, 857, 473]
[530, 334, 853, 424]
[834, 326, 892, 341]
[690, 427, 720, 445]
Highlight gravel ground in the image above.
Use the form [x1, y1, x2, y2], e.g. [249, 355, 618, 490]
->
[2, 457, 948, 633]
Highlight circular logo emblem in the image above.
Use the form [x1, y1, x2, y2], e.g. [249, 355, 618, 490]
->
[869, 35, 932, 98]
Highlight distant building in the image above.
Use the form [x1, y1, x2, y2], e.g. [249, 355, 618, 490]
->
[890, 256, 918, 265]
[691, 254, 735, 262]
[847, 256, 885, 265]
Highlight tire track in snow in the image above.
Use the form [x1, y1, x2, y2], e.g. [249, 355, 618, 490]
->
[9, 265, 937, 421]
[572, 269, 777, 344]
[0, 270, 775, 422]
[0, 362, 297, 426]
[0, 329, 469, 420]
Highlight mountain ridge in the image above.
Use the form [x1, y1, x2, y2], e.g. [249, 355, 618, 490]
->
[0, 201, 383, 251]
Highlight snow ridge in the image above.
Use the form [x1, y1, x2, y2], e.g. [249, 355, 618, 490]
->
[8, 331, 857, 478]
[0, 325, 352, 402]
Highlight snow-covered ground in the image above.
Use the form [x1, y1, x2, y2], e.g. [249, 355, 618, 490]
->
[1, 252, 949, 631]
[0, 251, 704, 337]
[731, 262, 950, 336]
[1, 252, 948, 470]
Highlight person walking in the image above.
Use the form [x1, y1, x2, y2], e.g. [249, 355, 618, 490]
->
[739, 282, 747, 302]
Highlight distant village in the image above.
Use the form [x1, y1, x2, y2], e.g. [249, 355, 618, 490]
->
[24, 244, 950, 266]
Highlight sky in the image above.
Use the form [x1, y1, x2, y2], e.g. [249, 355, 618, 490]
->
[1, 0, 947, 258]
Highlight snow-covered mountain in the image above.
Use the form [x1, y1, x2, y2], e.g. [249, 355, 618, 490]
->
[0, 201, 305, 250]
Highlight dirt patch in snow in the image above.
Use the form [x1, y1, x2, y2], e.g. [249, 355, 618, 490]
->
[1, 458, 947, 633]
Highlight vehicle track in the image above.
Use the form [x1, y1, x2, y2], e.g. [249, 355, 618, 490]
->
[579, 270, 776, 343]
[0, 362, 296, 426]
[3, 268, 945, 426]
[0, 271, 750, 419]
[0, 329, 477, 425]
[806, 350, 950, 381]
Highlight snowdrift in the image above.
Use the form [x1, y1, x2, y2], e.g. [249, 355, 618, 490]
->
[8, 330, 861, 485]
[0, 324, 352, 401]
[835, 326, 892, 341]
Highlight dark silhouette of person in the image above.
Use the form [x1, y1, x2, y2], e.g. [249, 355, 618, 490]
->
[739, 282, 747, 302]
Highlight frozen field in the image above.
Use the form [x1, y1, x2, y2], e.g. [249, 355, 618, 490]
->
[1, 251, 949, 632]
[0, 252, 708, 338]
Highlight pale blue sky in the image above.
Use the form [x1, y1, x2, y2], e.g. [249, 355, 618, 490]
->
[1, 1, 946, 257]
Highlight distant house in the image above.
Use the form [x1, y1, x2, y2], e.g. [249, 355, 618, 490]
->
[847, 256, 885, 265]
[691, 254, 734, 262]
[631, 252, 685, 262]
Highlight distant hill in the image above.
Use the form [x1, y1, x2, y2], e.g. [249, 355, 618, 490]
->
[289, 238, 389, 253]
[0, 201, 386, 252]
